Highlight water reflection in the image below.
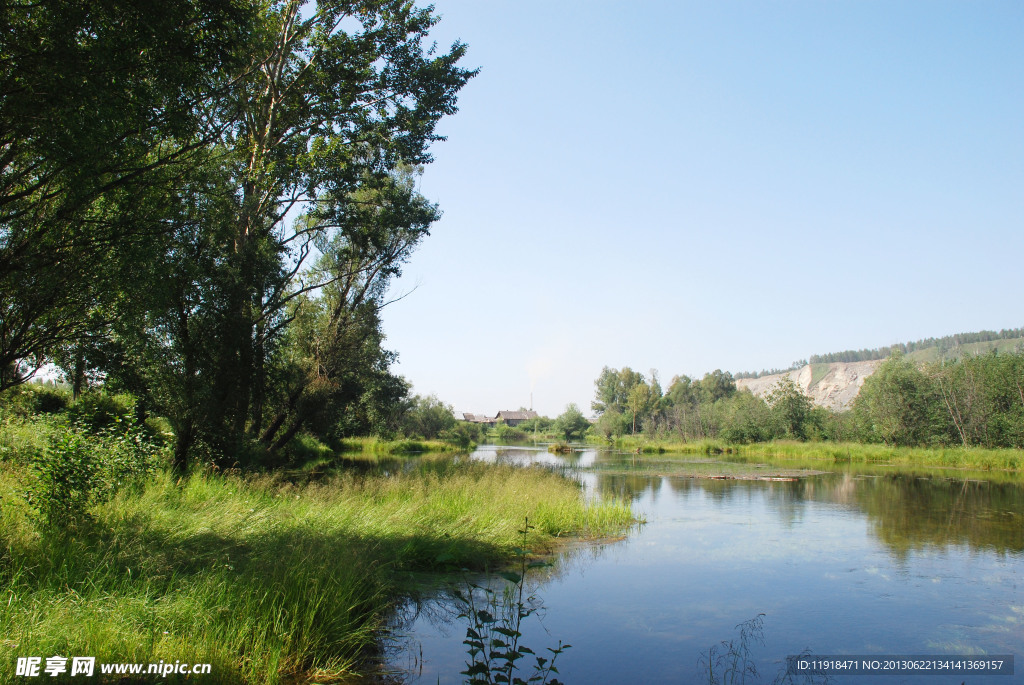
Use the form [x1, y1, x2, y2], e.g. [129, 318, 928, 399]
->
[362, 444, 1024, 683]
[468, 444, 1024, 556]
[585, 467, 1024, 556]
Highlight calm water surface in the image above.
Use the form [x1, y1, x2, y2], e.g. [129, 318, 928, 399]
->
[382, 445, 1024, 684]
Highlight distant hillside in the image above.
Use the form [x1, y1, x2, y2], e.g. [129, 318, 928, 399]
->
[736, 360, 882, 411]
[808, 328, 1024, 365]
[735, 328, 1024, 410]
[905, 337, 1024, 364]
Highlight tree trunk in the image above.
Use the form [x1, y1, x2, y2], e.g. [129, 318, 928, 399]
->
[173, 419, 194, 476]
[270, 415, 306, 455]
[260, 385, 305, 446]
[72, 345, 86, 399]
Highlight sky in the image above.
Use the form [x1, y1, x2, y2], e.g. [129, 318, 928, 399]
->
[380, 1, 1024, 419]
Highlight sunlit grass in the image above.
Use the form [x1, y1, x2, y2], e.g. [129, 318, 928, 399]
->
[337, 435, 468, 454]
[589, 433, 1023, 472]
[732, 440, 1023, 471]
[0, 458, 631, 684]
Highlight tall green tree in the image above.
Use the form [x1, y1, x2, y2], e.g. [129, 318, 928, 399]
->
[195, 0, 472, 465]
[765, 377, 812, 439]
[554, 403, 590, 442]
[853, 354, 947, 446]
[257, 165, 439, 456]
[592, 366, 645, 415]
[625, 382, 652, 435]
[98, 0, 474, 471]
[0, 0, 253, 389]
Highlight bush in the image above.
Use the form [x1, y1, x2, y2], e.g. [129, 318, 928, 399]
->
[26, 421, 163, 527]
[494, 422, 528, 442]
[28, 430, 99, 526]
[553, 403, 590, 441]
[0, 384, 70, 418]
[401, 394, 456, 440]
[69, 391, 136, 431]
[142, 415, 175, 446]
[286, 432, 335, 465]
[440, 423, 480, 449]
[33, 386, 70, 413]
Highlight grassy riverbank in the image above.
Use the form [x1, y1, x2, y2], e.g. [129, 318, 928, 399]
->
[591, 435, 1024, 471]
[337, 435, 469, 455]
[0, 456, 630, 684]
[732, 440, 1024, 471]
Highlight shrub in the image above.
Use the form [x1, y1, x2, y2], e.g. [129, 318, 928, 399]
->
[0, 384, 70, 418]
[32, 386, 70, 413]
[494, 422, 528, 442]
[69, 391, 136, 431]
[441, 423, 480, 448]
[142, 416, 175, 446]
[26, 421, 163, 527]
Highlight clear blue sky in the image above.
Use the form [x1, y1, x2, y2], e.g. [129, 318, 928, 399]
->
[380, 1, 1024, 418]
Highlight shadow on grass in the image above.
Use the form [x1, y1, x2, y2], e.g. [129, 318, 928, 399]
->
[3, 503, 512, 684]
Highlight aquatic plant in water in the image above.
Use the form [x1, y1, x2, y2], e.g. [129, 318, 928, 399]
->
[455, 518, 569, 685]
[699, 614, 831, 685]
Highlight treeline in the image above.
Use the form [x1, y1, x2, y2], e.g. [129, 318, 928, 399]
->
[0, 1, 474, 471]
[733, 361, 807, 380]
[855, 352, 1024, 448]
[809, 328, 1024, 364]
[591, 366, 828, 443]
[592, 350, 1024, 449]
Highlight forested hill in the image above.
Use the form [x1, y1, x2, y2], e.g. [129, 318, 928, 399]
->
[809, 328, 1024, 365]
[735, 327, 1024, 411]
[735, 327, 1024, 380]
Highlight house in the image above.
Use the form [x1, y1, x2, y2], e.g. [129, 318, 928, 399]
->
[494, 410, 538, 427]
[457, 412, 497, 428]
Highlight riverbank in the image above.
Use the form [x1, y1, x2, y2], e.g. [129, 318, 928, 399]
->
[337, 435, 470, 454]
[0, 457, 631, 684]
[591, 436, 1024, 471]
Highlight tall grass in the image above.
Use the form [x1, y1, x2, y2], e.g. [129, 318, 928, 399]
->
[732, 440, 1023, 471]
[337, 435, 469, 455]
[590, 434, 737, 455]
[0, 459, 630, 684]
[590, 433, 1023, 471]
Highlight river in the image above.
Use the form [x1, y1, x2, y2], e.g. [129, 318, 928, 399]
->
[378, 445, 1023, 684]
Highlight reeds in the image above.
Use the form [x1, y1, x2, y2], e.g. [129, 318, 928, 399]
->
[0, 461, 630, 683]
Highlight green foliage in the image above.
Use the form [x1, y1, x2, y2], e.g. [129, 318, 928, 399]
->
[516, 416, 553, 434]
[285, 432, 336, 466]
[928, 350, 1024, 448]
[494, 422, 529, 442]
[68, 391, 136, 431]
[594, 407, 629, 440]
[0, 0, 256, 391]
[26, 430, 98, 527]
[592, 366, 646, 415]
[719, 391, 774, 444]
[853, 355, 948, 446]
[0, 384, 70, 418]
[401, 394, 457, 440]
[698, 369, 737, 404]
[765, 377, 813, 439]
[442, 422, 484, 448]
[457, 519, 569, 685]
[25, 421, 162, 527]
[3, 0, 476, 470]
[625, 382, 654, 434]
[553, 404, 591, 442]
[810, 327, 1024, 364]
